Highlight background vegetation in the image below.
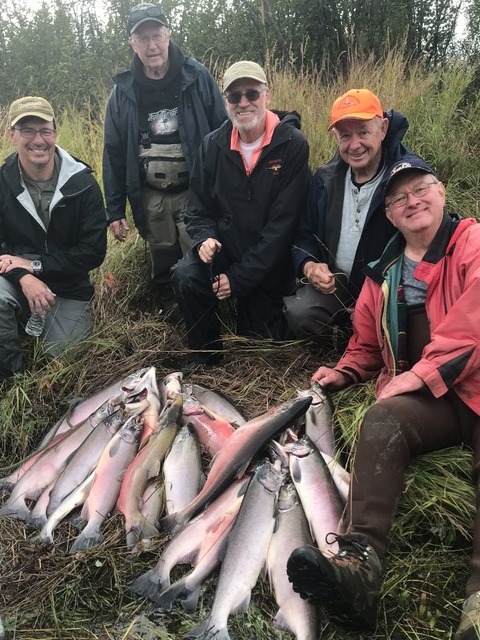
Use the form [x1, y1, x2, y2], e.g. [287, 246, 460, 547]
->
[0, 10, 479, 640]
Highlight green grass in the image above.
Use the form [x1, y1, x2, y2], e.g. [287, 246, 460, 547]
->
[0, 49, 479, 639]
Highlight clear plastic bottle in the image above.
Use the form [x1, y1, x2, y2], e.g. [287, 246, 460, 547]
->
[25, 310, 45, 337]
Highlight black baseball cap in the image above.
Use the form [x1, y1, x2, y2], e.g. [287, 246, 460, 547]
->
[384, 158, 436, 197]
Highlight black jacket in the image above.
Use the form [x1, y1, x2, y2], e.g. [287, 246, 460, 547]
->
[103, 48, 227, 234]
[0, 148, 107, 301]
[292, 109, 422, 296]
[186, 110, 310, 298]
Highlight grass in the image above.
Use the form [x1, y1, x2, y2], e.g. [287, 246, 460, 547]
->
[0, 48, 479, 639]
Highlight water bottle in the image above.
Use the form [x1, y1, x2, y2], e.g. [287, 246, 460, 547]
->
[25, 310, 45, 337]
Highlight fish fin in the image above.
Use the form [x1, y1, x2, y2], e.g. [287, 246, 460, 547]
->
[155, 579, 198, 613]
[273, 609, 294, 633]
[126, 520, 159, 551]
[157, 512, 182, 535]
[0, 501, 31, 523]
[30, 514, 48, 530]
[289, 457, 302, 482]
[184, 619, 230, 640]
[69, 530, 103, 554]
[231, 592, 251, 614]
[130, 569, 169, 601]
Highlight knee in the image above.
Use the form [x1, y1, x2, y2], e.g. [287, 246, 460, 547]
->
[171, 252, 208, 292]
[360, 401, 408, 446]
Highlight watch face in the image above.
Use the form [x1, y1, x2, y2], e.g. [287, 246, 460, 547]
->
[31, 260, 42, 273]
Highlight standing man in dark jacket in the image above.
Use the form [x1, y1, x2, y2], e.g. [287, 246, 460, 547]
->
[284, 89, 424, 342]
[172, 61, 310, 365]
[0, 96, 107, 380]
[103, 3, 226, 307]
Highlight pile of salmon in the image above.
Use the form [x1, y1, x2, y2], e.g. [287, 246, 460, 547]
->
[0, 366, 351, 640]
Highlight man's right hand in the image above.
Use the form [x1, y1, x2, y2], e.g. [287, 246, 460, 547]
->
[198, 238, 222, 264]
[303, 261, 336, 294]
[109, 218, 130, 242]
[19, 274, 56, 316]
[311, 366, 351, 390]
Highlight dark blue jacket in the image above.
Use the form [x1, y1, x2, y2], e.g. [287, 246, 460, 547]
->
[103, 51, 227, 234]
[292, 109, 423, 296]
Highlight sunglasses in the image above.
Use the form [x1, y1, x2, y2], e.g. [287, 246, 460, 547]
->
[128, 6, 166, 28]
[225, 88, 266, 104]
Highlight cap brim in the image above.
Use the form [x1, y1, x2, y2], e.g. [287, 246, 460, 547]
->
[328, 113, 378, 131]
[224, 74, 267, 92]
[130, 17, 166, 34]
[11, 112, 54, 127]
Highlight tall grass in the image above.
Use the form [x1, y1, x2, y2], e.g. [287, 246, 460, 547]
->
[0, 49, 479, 639]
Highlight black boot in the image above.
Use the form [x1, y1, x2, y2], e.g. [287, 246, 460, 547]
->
[287, 533, 383, 630]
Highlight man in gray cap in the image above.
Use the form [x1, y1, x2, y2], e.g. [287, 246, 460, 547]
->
[0, 96, 106, 380]
[171, 60, 310, 367]
[103, 3, 226, 309]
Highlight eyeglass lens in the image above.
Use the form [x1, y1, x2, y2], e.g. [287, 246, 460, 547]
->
[15, 127, 56, 139]
[226, 89, 262, 104]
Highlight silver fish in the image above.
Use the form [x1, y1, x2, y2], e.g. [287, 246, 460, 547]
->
[320, 451, 350, 502]
[155, 494, 243, 613]
[185, 460, 283, 639]
[69, 415, 143, 553]
[163, 424, 204, 515]
[38, 471, 95, 545]
[288, 435, 344, 554]
[183, 383, 246, 428]
[267, 482, 319, 640]
[297, 383, 335, 457]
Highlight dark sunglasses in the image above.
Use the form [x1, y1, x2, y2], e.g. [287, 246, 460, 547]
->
[128, 6, 166, 28]
[225, 88, 265, 104]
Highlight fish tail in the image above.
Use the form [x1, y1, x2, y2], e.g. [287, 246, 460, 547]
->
[30, 514, 48, 530]
[184, 619, 230, 639]
[0, 500, 31, 523]
[156, 580, 201, 614]
[157, 512, 182, 535]
[69, 530, 103, 554]
[130, 569, 168, 601]
[126, 520, 159, 551]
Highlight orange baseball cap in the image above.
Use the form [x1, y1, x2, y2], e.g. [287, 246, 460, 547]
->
[329, 89, 383, 130]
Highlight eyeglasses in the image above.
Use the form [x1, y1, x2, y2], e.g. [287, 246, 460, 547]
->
[13, 127, 56, 139]
[132, 32, 168, 46]
[386, 181, 438, 209]
[225, 88, 266, 104]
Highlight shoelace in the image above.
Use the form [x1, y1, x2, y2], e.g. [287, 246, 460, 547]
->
[325, 532, 370, 561]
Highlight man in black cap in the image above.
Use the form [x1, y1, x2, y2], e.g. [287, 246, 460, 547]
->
[286, 158, 480, 640]
[103, 3, 226, 308]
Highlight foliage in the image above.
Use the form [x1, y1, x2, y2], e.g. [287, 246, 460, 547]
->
[0, 46, 479, 640]
[0, 0, 476, 111]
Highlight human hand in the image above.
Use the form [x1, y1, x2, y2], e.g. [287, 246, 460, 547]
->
[311, 366, 350, 390]
[109, 219, 130, 242]
[198, 238, 222, 264]
[212, 273, 231, 300]
[376, 371, 425, 401]
[0, 254, 33, 273]
[304, 261, 336, 293]
[19, 274, 56, 316]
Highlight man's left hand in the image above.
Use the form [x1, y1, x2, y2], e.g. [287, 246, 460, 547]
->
[212, 273, 231, 300]
[377, 371, 425, 400]
[0, 254, 32, 273]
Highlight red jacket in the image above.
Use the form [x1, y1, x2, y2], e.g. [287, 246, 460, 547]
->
[335, 215, 480, 416]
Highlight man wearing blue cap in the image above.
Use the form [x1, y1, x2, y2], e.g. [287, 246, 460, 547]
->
[103, 3, 226, 309]
[287, 158, 480, 640]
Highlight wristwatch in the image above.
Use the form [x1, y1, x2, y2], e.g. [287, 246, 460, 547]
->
[31, 259, 43, 275]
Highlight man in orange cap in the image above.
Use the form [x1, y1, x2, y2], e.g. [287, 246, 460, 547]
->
[284, 88, 425, 348]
